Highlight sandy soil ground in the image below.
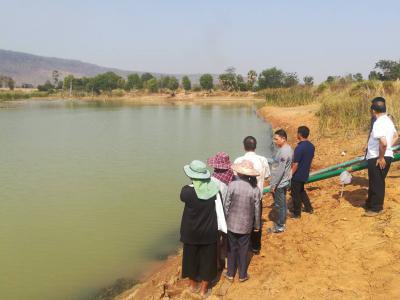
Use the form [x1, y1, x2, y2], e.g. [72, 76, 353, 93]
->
[116, 104, 400, 300]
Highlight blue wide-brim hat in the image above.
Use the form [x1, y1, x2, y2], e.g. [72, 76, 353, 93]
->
[183, 160, 211, 179]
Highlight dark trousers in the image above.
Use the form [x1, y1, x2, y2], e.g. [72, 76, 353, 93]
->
[291, 180, 313, 216]
[227, 231, 250, 279]
[367, 157, 392, 212]
[250, 203, 262, 251]
[182, 243, 217, 282]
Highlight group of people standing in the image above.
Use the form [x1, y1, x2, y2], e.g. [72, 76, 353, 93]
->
[178, 96, 398, 297]
[179, 126, 315, 296]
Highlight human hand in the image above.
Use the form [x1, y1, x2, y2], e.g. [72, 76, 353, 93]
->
[376, 157, 386, 170]
[270, 187, 276, 194]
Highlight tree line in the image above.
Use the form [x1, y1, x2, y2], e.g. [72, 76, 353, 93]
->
[2, 59, 400, 94]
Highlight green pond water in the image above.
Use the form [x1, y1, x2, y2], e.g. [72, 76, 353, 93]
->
[0, 100, 272, 300]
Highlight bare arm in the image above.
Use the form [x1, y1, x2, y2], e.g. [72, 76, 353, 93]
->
[392, 131, 399, 147]
[291, 162, 299, 176]
[377, 137, 387, 169]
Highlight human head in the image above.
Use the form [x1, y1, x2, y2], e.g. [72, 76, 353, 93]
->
[371, 97, 385, 105]
[297, 126, 310, 140]
[273, 129, 287, 147]
[370, 97, 386, 116]
[243, 136, 257, 152]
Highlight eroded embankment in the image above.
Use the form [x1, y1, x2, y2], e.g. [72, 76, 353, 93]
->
[116, 104, 400, 300]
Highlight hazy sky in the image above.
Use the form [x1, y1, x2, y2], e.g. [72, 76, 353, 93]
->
[1, 0, 399, 81]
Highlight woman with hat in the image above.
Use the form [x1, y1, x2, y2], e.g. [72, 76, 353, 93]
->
[180, 160, 219, 296]
[224, 160, 261, 282]
[207, 152, 234, 203]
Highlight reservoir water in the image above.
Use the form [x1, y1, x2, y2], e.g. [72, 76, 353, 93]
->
[0, 100, 272, 300]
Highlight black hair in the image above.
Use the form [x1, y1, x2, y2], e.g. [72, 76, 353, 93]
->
[371, 97, 386, 104]
[297, 126, 310, 138]
[274, 129, 287, 140]
[239, 174, 258, 188]
[243, 136, 257, 151]
[371, 102, 386, 113]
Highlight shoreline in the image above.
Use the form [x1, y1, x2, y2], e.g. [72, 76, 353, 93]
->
[1, 92, 265, 107]
[115, 103, 400, 299]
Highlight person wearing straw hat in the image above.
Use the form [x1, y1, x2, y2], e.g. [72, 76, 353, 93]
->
[234, 136, 270, 255]
[180, 160, 219, 297]
[224, 160, 261, 283]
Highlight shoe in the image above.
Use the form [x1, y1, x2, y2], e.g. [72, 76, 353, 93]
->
[363, 210, 383, 217]
[303, 208, 314, 214]
[251, 248, 260, 255]
[267, 226, 285, 234]
[290, 213, 301, 219]
[223, 273, 234, 282]
[239, 275, 249, 282]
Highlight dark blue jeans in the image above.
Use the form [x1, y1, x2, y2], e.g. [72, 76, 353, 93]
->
[274, 185, 288, 228]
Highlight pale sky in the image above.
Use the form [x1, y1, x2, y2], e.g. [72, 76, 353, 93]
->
[1, 0, 399, 81]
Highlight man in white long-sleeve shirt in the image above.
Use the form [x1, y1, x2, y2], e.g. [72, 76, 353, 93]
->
[234, 136, 270, 254]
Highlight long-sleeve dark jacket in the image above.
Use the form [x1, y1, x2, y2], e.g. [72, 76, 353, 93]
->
[180, 185, 218, 245]
[224, 178, 261, 234]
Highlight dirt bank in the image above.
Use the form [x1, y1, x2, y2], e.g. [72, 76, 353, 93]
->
[116, 104, 400, 300]
[33, 91, 264, 105]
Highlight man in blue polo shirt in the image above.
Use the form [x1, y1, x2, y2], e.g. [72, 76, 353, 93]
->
[291, 126, 315, 218]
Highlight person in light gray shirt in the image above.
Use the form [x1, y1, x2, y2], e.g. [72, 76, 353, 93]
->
[269, 129, 293, 233]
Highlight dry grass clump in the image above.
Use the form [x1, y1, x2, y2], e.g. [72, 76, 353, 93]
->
[258, 86, 315, 107]
[318, 81, 400, 135]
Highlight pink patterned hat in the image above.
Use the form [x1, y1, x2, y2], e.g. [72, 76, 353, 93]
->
[207, 152, 232, 170]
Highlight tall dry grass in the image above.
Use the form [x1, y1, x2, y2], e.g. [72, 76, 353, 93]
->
[258, 86, 315, 107]
[318, 80, 400, 135]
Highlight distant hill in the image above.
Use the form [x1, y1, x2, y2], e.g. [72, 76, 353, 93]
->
[0, 49, 208, 86]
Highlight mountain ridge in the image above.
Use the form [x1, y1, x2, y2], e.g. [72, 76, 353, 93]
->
[0, 49, 206, 86]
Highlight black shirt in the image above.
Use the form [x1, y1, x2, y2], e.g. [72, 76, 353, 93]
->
[180, 185, 218, 245]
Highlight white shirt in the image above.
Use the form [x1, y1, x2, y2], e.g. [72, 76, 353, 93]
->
[211, 176, 228, 204]
[366, 114, 397, 159]
[234, 151, 271, 193]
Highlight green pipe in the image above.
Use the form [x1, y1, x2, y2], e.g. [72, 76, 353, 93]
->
[310, 157, 363, 176]
[310, 144, 400, 176]
[263, 152, 400, 194]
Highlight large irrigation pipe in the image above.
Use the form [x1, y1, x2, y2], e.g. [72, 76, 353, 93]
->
[263, 152, 400, 194]
[309, 144, 400, 177]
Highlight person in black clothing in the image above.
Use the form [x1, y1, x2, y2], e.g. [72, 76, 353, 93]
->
[180, 160, 219, 296]
[291, 126, 315, 218]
